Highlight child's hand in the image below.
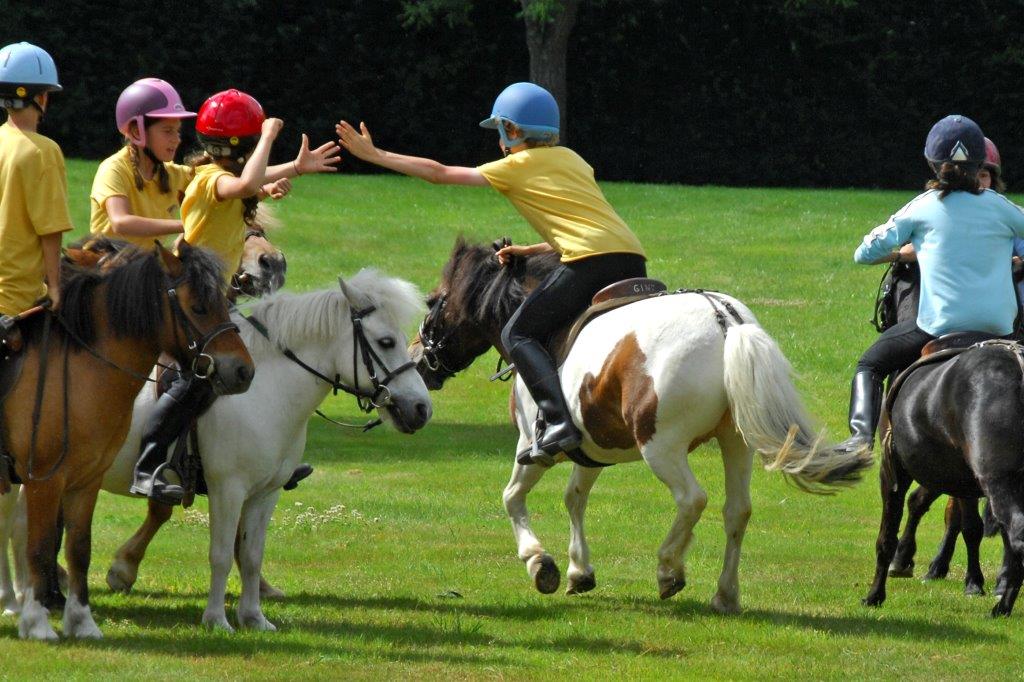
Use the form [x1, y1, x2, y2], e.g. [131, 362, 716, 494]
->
[336, 120, 378, 161]
[294, 134, 341, 175]
[495, 244, 532, 266]
[263, 178, 292, 200]
[262, 117, 284, 140]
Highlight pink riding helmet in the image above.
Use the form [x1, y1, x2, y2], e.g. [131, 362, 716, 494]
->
[985, 137, 1002, 173]
[115, 78, 196, 147]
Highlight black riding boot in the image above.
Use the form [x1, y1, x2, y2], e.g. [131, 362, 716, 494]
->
[834, 370, 884, 454]
[283, 463, 314, 491]
[511, 340, 582, 466]
[130, 376, 210, 505]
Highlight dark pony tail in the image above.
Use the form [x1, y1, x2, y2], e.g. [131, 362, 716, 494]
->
[926, 162, 981, 199]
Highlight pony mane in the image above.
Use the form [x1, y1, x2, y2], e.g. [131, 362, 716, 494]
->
[241, 269, 424, 351]
[23, 243, 225, 349]
[441, 236, 559, 327]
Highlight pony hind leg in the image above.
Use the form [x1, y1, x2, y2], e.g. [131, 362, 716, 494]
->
[642, 435, 708, 601]
[924, 497, 962, 580]
[889, 486, 941, 578]
[61, 485, 103, 639]
[0, 485, 20, 614]
[503, 439, 559, 595]
[711, 425, 753, 615]
[983, 477, 1024, 616]
[107, 498, 174, 593]
[958, 498, 985, 596]
[862, 455, 912, 607]
[563, 464, 602, 595]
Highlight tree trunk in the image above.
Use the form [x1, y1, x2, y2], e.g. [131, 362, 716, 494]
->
[520, 0, 581, 143]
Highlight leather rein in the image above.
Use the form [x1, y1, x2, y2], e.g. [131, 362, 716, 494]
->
[245, 302, 417, 431]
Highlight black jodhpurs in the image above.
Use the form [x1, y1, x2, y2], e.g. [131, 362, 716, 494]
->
[856, 319, 936, 377]
[500, 252, 648, 358]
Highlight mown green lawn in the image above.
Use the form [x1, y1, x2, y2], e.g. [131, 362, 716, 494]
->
[0, 160, 1019, 679]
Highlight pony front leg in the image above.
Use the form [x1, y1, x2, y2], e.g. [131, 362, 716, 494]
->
[61, 485, 103, 639]
[711, 426, 753, 614]
[107, 498, 174, 593]
[503, 447, 559, 594]
[642, 437, 708, 601]
[18, 480, 62, 641]
[236, 491, 279, 631]
[203, 483, 245, 631]
[564, 464, 602, 595]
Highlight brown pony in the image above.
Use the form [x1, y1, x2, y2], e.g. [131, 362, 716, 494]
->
[6, 241, 253, 640]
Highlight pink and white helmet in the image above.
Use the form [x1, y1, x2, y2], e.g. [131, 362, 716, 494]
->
[115, 78, 196, 147]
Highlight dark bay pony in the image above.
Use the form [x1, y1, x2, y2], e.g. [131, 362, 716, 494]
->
[7, 241, 253, 640]
[414, 238, 870, 611]
[864, 333, 1024, 615]
[877, 261, 1008, 595]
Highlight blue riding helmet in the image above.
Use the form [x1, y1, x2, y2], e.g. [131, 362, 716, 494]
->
[0, 42, 62, 109]
[479, 82, 559, 148]
[924, 114, 985, 166]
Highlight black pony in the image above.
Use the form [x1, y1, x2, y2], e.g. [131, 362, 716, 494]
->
[863, 262, 1024, 616]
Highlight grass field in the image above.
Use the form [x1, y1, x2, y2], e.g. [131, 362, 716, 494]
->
[0, 159, 1020, 679]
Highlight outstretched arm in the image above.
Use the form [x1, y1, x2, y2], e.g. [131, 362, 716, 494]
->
[336, 120, 488, 186]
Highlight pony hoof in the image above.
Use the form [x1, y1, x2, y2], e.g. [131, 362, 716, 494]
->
[239, 614, 278, 632]
[887, 563, 914, 579]
[259, 579, 286, 601]
[531, 555, 561, 595]
[106, 567, 135, 594]
[19, 621, 58, 641]
[566, 572, 596, 595]
[710, 593, 741, 615]
[965, 583, 986, 597]
[202, 612, 235, 632]
[658, 576, 686, 600]
[924, 564, 949, 581]
[991, 602, 1014, 618]
[861, 594, 884, 607]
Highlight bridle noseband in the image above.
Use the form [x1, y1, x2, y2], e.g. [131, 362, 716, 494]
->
[165, 275, 240, 381]
[419, 292, 459, 378]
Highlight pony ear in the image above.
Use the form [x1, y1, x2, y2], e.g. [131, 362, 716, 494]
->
[155, 241, 183, 277]
[338, 276, 353, 302]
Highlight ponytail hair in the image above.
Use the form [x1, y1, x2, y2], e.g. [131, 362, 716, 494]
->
[926, 162, 981, 199]
[126, 137, 171, 194]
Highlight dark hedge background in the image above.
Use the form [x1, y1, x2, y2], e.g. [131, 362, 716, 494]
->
[5, 0, 1024, 189]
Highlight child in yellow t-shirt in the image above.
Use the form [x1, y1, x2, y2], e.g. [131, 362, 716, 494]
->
[337, 82, 647, 465]
[130, 88, 339, 504]
[0, 42, 72, 319]
[89, 78, 197, 248]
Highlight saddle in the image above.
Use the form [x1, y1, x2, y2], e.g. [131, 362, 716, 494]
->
[550, 277, 667, 365]
[884, 331, 1008, 417]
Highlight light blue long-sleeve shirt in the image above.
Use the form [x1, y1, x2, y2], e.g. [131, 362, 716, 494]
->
[855, 189, 1024, 336]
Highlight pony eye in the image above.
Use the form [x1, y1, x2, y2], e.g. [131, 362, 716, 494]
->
[378, 337, 396, 349]
[191, 303, 208, 315]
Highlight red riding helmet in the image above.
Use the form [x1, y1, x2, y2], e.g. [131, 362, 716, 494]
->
[985, 137, 1001, 172]
[195, 89, 265, 160]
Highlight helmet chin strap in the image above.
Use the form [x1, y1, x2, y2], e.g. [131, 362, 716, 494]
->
[497, 119, 525, 150]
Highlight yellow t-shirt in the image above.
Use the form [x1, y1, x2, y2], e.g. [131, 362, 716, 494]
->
[0, 122, 73, 316]
[89, 146, 193, 248]
[180, 163, 244, 284]
[477, 146, 645, 262]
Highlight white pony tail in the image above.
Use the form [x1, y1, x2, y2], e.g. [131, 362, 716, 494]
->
[722, 323, 872, 494]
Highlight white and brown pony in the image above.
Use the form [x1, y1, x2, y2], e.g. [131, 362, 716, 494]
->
[412, 238, 872, 612]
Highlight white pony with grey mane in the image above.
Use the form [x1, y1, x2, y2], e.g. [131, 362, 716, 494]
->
[1, 270, 431, 632]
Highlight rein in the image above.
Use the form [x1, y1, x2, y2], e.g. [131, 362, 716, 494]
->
[244, 302, 417, 431]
